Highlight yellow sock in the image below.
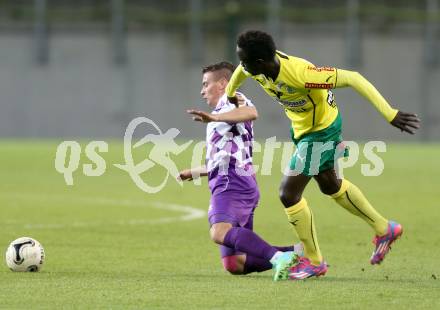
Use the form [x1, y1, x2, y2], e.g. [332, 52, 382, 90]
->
[331, 179, 388, 235]
[285, 198, 322, 265]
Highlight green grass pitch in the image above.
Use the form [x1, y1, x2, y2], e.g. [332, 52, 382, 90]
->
[0, 140, 439, 309]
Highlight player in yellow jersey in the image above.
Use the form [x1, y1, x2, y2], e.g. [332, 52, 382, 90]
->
[224, 30, 420, 280]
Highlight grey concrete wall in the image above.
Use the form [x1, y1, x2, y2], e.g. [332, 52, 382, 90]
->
[0, 28, 438, 141]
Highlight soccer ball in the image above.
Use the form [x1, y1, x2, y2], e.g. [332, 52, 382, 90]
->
[5, 237, 45, 272]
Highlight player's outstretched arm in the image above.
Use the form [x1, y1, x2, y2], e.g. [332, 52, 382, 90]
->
[336, 69, 420, 134]
[188, 105, 258, 123]
[177, 166, 208, 181]
[187, 95, 258, 123]
[187, 106, 258, 123]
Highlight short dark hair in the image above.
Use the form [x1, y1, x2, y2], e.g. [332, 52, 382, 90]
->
[202, 61, 235, 81]
[237, 30, 276, 61]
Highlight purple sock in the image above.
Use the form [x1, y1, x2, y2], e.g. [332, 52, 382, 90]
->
[223, 227, 278, 261]
[243, 255, 272, 274]
[274, 245, 295, 252]
[242, 246, 296, 274]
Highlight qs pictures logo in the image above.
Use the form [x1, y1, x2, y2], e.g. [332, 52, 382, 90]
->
[55, 117, 388, 194]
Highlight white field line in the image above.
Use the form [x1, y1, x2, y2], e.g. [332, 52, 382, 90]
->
[0, 193, 206, 229]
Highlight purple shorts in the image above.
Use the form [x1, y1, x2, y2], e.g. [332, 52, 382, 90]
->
[207, 169, 259, 257]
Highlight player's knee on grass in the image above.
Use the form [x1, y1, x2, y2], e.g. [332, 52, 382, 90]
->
[210, 222, 233, 245]
[222, 255, 245, 275]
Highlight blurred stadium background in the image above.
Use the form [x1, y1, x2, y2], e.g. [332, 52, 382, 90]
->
[0, 0, 438, 141]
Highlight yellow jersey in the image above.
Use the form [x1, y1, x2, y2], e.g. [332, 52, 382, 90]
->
[226, 51, 398, 139]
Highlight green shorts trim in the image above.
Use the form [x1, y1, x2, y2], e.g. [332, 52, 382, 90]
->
[289, 113, 349, 176]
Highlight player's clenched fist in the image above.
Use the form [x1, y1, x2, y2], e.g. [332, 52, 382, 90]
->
[177, 169, 194, 181]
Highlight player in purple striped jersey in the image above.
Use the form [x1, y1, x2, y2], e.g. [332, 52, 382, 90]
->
[178, 61, 302, 280]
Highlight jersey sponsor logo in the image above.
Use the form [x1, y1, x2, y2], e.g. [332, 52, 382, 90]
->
[305, 82, 334, 89]
[276, 98, 307, 109]
[307, 66, 335, 72]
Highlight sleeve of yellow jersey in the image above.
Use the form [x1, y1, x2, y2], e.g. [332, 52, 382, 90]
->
[299, 64, 339, 90]
[335, 69, 398, 122]
[225, 64, 248, 98]
[298, 62, 398, 122]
